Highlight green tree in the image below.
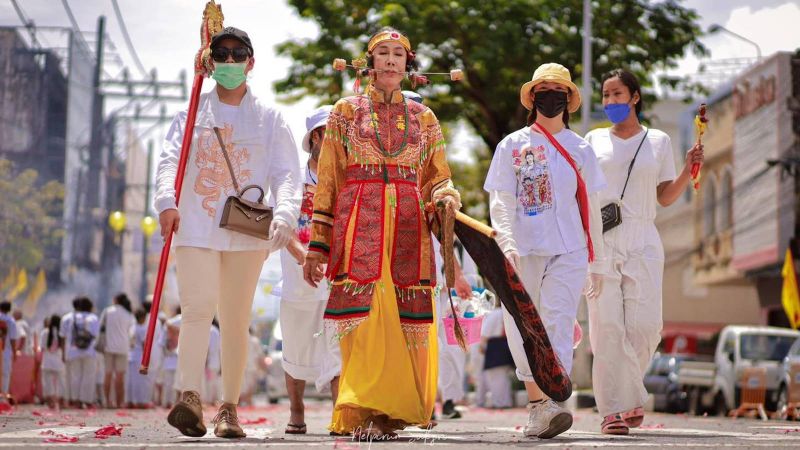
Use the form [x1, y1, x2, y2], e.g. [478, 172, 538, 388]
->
[0, 159, 65, 275]
[275, 0, 706, 151]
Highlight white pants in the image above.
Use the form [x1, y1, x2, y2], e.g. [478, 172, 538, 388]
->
[160, 369, 177, 407]
[175, 247, 267, 404]
[279, 299, 342, 393]
[204, 370, 220, 404]
[67, 356, 97, 404]
[127, 360, 152, 405]
[436, 294, 466, 402]
[588, 221, 664, 416]
[41, 369, 66, 398]
[1, 354, 10, 393]
[484, 366, 513, 408]
[503, 248, 588, 381]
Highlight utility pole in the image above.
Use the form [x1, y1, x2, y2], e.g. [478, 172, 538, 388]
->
[581, 0, 592, 135]
[87, 16, 106, 212]
[140, 139, 154, 302]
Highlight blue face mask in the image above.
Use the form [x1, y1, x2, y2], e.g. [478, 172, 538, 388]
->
[604, 103, 631, 124]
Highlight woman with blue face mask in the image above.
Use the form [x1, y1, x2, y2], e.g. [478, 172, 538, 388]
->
[584, 69, 703, 435]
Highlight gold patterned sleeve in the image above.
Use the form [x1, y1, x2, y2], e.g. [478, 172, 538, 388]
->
[308, 101, 349, 260]
[418, 109, 460, 206]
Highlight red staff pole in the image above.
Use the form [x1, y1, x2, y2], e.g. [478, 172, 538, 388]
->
[140, 1, 223, 375]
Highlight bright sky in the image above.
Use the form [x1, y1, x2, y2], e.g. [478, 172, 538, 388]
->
[1, 0, 799, 153]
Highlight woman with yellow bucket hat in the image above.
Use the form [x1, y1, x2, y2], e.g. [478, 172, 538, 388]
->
[484, 63, 607, 439]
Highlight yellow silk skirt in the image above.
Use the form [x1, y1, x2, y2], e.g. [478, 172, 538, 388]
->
[329, 190, 438, 434]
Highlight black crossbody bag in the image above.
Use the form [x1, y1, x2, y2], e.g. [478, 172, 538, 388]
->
[601, 129, 648, 233]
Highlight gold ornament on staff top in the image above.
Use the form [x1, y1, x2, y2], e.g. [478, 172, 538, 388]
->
[691, 103, 708, 190]
[196, 1, 225, 77]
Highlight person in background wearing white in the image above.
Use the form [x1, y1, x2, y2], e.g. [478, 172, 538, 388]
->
[59, 297, 100, 409]
[585, 68, 703, 435]
[484, 63, 606, 439]
[127, 309, 152, 408]
[154, 26, 300, 438]
[479, 302, 513, 409]
[240, 328, 265, 407]
[39, 315, 65, 409]
[204, 321, 221, 405]
[0, 302, 18, 402]
[99, 293, 135, 408]
[432, 240, 475, 420]
[278, 105, 341, 435]
[12, 310, 32, 356]
[157, 312, 180, 408]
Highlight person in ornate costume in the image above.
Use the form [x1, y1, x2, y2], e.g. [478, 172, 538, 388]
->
[302, 27, 461, 438]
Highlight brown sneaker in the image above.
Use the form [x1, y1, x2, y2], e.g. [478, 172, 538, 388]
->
[212, 403, 246, 438]
[167, 390, 206, 437]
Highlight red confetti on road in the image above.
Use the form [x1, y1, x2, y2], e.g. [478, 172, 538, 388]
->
[94, 424, 123, 439]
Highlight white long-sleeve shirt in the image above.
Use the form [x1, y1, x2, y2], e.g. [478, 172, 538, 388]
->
[155, 88, 302, 251]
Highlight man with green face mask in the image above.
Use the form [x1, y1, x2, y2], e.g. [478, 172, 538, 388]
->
[155, 26, 301, 439]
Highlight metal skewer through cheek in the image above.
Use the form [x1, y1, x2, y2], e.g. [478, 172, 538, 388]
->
[332, 58, 464, 83]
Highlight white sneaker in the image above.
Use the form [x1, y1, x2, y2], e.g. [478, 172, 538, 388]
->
[523, 399, 573, 439]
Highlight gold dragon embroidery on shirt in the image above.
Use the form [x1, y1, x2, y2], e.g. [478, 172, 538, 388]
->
[193, 124, 252, 217]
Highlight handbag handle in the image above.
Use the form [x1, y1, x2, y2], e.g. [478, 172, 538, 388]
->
[213, 127, 241, 194]
[619, 129, 649, 201]
[237, 184, 266, 203]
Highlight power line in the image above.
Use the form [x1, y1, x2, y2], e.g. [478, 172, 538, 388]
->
[110, 0, 147, 77]
[10, 0, 40, 48]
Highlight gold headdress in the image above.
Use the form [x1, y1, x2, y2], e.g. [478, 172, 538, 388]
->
[367, 30, 412, 53]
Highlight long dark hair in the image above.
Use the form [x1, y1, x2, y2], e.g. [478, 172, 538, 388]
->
[46, 314, 61, 349]
[601, 69, 643, 115]
[114, 293, 132, 313]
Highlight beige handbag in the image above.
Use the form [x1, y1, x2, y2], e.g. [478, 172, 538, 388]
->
[213, 127, 273, 240]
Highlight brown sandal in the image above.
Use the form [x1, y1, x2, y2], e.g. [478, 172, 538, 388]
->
[285, 423, 307, 434]
[621, 407, 644, 428]
[601, 414, 629, 435]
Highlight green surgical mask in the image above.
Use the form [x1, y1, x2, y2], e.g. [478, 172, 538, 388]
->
[212, 63, 247, 89]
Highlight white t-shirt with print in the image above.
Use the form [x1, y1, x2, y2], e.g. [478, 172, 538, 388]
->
[584, 127, 676, 222]
[484, 126, 606, 257]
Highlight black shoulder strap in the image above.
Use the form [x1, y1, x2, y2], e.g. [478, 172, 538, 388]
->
[619, 129, 649, 201]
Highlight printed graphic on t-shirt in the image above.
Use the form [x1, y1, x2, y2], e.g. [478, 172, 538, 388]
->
[513, 145, 553, 216]
[297, 184, 315, 245]
[193, 124, 252, 217]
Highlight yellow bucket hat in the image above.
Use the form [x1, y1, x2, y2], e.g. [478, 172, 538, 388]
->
[519, 63, 582, 113]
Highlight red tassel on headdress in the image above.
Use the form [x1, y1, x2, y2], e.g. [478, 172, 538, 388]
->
[352, 76, 362, 94]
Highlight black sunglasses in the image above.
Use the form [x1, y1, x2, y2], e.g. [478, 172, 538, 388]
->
[211, 46, 250, 63]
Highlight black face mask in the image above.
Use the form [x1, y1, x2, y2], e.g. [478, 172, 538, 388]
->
[533, 90, 568, 118]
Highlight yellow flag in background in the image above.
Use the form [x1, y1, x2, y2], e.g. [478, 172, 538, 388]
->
[22, 270, 47, 318]
[0, 267, 17, 292]
[782, 248, 800, 330]
[8, 269, 28, 301]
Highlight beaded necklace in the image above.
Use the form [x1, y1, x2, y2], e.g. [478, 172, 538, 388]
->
[368, 94, 409, 157]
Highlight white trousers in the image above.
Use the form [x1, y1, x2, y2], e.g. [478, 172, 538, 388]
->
[436, 294, 466, 402]
[503, 248, 588, 381]
[1, 354, 10, 393]
[483, 366, 513, 408]
[279, 299, 326, 383]
[175, 247, 267, 404]
[41, 369, 65, 398]
[588, 221, 664, 416]
[126, 360, 152, 405]
[160, 369, 177, 407]
[66, 356, 96, 404]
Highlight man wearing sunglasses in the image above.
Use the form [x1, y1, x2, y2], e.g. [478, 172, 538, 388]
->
[155, 26, 301, 439]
